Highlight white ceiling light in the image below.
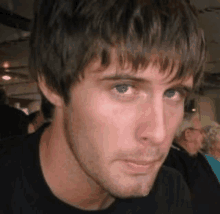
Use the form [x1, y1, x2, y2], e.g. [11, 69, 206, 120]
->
[2, 75, 12, 81]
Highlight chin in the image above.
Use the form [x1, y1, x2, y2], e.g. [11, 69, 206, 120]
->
[109, 187, 152, 199]
[98, 162, 162, 199]
[103, 176, 156, 199]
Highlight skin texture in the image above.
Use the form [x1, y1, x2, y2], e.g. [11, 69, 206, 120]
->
[39, 53, 193, 210]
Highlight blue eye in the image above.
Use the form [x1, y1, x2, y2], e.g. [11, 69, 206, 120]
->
[164, 88, 187, 102]
[115, 85, 129, 93]
[165, 89, 176, 98]
[111, 83, 139, 101]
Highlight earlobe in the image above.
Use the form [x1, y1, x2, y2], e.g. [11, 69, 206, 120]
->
[38, 76, 63, 108]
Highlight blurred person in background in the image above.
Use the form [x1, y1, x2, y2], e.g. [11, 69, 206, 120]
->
[202, 125, 220, 182]
[28, 110, 44, 133]
[175, 127, 204, 156]
[0, 88, 29, 140]
[164, 127, 220, 214]
[203, 125, 220, 160]
[28, 94, 54, 134]
[40, 93, 54, 123]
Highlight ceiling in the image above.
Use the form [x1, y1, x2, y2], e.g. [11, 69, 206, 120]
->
[0, 0, 37, 106]
[0, 0, 220, 105]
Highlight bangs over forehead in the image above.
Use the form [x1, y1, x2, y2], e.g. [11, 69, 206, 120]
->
[88, 1, 205, 86]
[93, 43, 193, 83]
[30, 0, 206, 103]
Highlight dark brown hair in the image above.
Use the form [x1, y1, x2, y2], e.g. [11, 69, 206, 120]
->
[29, 0, 206, 104]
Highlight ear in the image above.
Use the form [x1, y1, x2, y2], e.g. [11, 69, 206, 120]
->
[38, 75, 63, 108]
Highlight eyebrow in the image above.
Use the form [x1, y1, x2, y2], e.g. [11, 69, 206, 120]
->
[100, 74, 149, 83]
[100, 74, 193, 92]
[169, 85, 193, 93]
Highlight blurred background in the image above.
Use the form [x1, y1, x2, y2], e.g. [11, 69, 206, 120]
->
[0, 0, 220, 125]
[0, 0, 38, 114]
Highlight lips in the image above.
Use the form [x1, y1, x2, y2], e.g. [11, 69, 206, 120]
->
[124, 159, 155, 165]
[121, 159, 159, 174]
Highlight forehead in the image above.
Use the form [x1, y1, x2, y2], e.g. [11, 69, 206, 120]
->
[85, 54, 194, 87]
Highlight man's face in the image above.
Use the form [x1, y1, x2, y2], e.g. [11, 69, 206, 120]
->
[62, 54, 193, 198]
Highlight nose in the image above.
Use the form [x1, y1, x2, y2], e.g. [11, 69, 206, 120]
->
[136, 98, 166, 145]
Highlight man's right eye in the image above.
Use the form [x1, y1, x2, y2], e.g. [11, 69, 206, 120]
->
[115, 84, 130, 94]
[111, 84, 139, 101]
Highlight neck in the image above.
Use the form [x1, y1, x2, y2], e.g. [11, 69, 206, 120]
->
[39, 115, 115, 210]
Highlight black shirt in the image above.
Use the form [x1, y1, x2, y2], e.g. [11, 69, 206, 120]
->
[0, 125, 193, 213]
[0, 105, 29, 140]
[164, 143, 220, 214]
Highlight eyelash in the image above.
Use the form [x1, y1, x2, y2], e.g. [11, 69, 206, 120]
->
[164, 88, 189, 102]
[110, 83, 190, 103]
[111, 83, 138, 101]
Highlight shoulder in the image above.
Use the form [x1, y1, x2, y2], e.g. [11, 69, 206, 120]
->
[156, 166, 189, 191]
[0, 105, 29, 126]
[0, 124, 46, 168]
[0, 134, 32, 171]
[0, 133, 39, 211]
[164, 146, 191, 172]
[197, 153, 220, 175]
[0, 135, 29, 190]
[204, 154, 220, 182]
[0, 105, 26, 116]
[0, 125, 47, 199]
[160, 165, 183, 176]
[0, 123, 50, 170]
[157, 166, 192, 213]
[0, 134, 27, 155]
[204, 154, 219, 163]
[129, 166, 193, 214]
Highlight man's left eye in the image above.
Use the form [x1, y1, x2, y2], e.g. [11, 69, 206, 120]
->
[115, 84, 130, 93]
[164, 89, 183, 101]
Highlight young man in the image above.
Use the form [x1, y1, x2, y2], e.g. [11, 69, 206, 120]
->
[0, 0, 206, 213]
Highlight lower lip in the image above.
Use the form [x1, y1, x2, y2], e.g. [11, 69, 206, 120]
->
[122, 161, 154, 174]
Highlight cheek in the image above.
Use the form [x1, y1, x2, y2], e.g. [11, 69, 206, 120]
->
[165, 105, 184, 133]
[89, 101, 137, 149]
[161, 106, 184, 151]
[70, 94, 136, 154]
[87, 91, 136, 130]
